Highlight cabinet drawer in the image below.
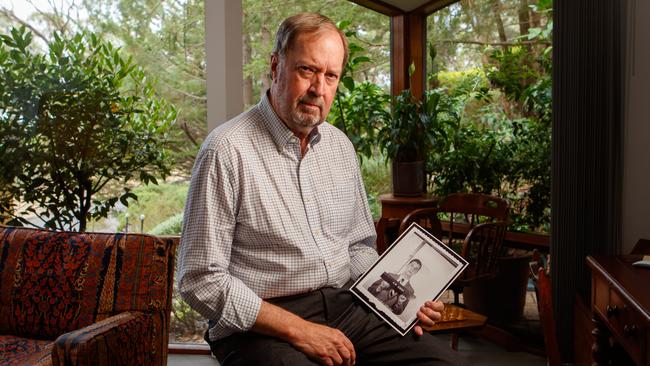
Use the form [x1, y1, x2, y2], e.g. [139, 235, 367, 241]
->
[607, 287, 646, 365]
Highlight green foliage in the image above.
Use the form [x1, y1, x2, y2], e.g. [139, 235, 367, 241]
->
[0, 27, 176, 231]
[330, 82, 389, 159]
[507, 118, 551, 231]
[437, 69, 490, 97]
[378, 89, 459, 162]
[115, 182, 188, 233]
[426, 6, 553, 233]
[360, 155, 391, 219]
[486, 21, 552, 232]
[428, 114, 514, 196]
[328, 21, 390, 160]
[82, 0, 206, 172]
[150, 212, 184, 236]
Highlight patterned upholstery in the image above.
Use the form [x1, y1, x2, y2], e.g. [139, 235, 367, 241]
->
[0, 226, 177, 365]
[0, 335, 53, 366]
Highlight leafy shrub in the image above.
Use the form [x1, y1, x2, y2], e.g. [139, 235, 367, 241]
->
[115, 181, 188, 233]
[150, 212, 184, 236]
[0, 27, 176, 231]
[330, 82, 389, 159]
[428, 115, 514, 196]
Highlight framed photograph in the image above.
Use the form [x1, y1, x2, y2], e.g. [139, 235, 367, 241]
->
[350, 222, 468, 336]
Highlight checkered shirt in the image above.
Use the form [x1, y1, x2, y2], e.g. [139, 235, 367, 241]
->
[178, 92, 378, 341]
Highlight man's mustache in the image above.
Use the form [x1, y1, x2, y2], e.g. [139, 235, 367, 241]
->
[298, 96, 324, 108]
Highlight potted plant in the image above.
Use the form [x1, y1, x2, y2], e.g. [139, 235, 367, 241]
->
[378, 88, 457, 196]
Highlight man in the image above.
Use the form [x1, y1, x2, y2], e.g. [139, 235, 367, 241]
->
[178, 12, 466, 366]
[368, 259, 422, 308]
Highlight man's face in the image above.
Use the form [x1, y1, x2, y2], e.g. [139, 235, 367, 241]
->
[270, 30, 344, 135]
[404, 261, 422, 277]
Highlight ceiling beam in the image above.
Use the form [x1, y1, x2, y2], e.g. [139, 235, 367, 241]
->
[391, 13, 426, 98]
[348, 0, 403, 16]
[413, 0, 460, 16]
[349, 0, 460, 15]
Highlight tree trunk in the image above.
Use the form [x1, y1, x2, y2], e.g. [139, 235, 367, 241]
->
[518, 0, 531, 37]
[261, 26, 272, 92]
[490, 0, 508, 44]
[528, 0, 542, 28]
[242, 33, 253, 106]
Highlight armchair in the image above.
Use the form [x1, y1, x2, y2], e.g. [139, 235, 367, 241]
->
[0, 226, 177, 365]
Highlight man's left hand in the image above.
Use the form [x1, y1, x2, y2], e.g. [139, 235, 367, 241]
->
[413, 300, 444, 336]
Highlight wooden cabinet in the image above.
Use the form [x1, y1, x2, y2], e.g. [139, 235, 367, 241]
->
[588, 255, 650, 365]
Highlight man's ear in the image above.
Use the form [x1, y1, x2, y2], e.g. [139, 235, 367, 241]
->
[270, 53, 279, 81]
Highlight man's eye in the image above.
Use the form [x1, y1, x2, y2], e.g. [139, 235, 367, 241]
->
[326, 74, 338, 82]
[299, 66, 313, 75]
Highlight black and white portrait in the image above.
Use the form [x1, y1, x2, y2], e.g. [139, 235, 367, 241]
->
[351, 223, 468, 335]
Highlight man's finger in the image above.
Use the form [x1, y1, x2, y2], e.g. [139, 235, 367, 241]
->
[414, 325, 424, 336]
[421, 305, 442, 321]
[429, 300, 445, 312]
[417, 309, 437, 327]
[339, 333, 355, 365]
[337, 344, 352, 365]
[330, 350, 344, 366]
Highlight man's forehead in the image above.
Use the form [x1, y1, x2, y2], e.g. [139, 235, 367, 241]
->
[288, 31, 345, 63]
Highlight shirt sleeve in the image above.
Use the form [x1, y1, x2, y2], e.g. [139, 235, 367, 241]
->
[348, 155, 379, 280]
[177, 146, 262, 339]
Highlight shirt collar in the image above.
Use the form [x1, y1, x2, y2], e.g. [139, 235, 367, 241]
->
[258, 91, 322, 152]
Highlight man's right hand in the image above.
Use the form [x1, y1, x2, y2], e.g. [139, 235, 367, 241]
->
[252, 301, 356, 365]
[288, 320, 356, 366]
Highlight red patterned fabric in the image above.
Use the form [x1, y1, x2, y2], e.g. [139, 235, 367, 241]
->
[53, 311, 155, 366]
[0, 335, 53, 366]
[0, 226, 177, 365]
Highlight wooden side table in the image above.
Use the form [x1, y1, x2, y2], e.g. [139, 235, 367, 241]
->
[424, 303, 488, 350]
[375, 193, 438, 254]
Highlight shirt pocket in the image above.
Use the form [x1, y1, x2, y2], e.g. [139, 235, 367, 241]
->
[323, 177, 357, 231]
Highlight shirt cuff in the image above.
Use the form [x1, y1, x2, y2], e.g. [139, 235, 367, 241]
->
[212, 277, 263, 340]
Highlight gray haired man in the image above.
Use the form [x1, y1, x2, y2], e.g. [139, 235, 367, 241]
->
[178, 12, 467, 366]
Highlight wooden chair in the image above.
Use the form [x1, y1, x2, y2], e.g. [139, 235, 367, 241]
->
[453, 221, 508, 301]
[398, 207, 443, 238]
[529, 250, 561, 366]
[436, 193, 508, 246]
[435, 193, 510, 304]
[399, 198, 509, 305]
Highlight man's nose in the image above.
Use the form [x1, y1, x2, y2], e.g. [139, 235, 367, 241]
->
[308, 73, 325, 96]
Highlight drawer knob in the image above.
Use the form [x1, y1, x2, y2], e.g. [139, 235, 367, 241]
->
[606, 304, 619, 317]
[623, 324, 637, 337]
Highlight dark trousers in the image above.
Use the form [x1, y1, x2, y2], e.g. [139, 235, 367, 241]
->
[205, 286, 468, 365]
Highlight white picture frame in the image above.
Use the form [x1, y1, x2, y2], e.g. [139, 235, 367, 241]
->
[350, 222, 468, 336]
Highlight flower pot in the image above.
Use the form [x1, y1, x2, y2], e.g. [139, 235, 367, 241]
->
[391, 160, 426, 197]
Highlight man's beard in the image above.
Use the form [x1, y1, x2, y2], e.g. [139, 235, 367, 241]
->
[292, 96, 324, 127]
[292, 108, 321, 127]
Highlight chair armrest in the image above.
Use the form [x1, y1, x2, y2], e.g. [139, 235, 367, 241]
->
[52, 311, 156, 366]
